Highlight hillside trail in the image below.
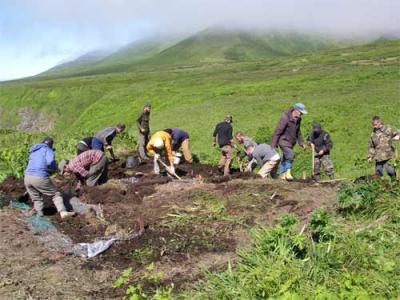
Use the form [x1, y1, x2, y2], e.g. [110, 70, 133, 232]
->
[0, 160, 338, 299]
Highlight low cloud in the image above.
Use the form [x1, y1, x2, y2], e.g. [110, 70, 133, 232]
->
[1, 0, 399, 80]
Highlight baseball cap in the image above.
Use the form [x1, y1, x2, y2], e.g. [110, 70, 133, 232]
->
[294, 103, 308, 114]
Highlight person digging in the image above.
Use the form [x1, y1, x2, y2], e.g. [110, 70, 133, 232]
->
[272, 103, 307, 181]
[91, 123, 126, 161]
[24, 137, 76, 219]
[164, 128, 193, 163]
[76, 136, 93, 155]
[368, 116, 400, 178]
[307, 123, 335, 181]
[235, 131, 257, 171]
[136, 103, 151, 160]
[146, 130, 175, 175]
[213, 115, 234, 176]
[59, 149, 109, 192]
[244, 143, 281, 179]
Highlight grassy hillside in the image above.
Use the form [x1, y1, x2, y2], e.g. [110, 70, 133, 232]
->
[0, 39, 399, 180]
[42, 49, 112, 77]
[41, 36, 180, 78]
[37, 28, 347, 78]
[146, 27, 345, 65]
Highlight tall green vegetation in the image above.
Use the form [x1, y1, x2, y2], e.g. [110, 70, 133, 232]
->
[184, 179, 400, 299]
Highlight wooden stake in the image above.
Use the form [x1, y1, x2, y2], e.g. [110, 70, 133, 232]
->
[311, 144, 315, 178]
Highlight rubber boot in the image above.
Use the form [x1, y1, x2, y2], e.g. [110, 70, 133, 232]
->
[285, 169, 294, 181]
[313, 175, 321, 182]
[60, 211, 76, 219]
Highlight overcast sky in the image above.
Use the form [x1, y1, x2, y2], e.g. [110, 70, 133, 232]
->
[0, 0, 399, 81]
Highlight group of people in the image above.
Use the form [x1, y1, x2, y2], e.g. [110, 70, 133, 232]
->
[212, 103, 399, 182]
[212, 103, 336, 181]
[23, 102, 399, 219]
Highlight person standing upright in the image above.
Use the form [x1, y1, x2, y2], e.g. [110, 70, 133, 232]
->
[136, 103, 151, 160]
[272, 103, 307, 181]
[213, 115, 234, 176]
[307, 123, 335, 181]
[368, 116, 400, 178]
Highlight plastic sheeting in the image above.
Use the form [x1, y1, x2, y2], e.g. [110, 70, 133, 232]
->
[8, 197, 142, 258]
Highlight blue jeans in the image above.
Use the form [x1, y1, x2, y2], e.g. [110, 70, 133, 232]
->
[279, 159, 293, 174]
[279, 146, 294, 174]
[91, 137, 104, 151]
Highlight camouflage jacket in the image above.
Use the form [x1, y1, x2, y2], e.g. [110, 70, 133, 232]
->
[368, 125, 400, 162]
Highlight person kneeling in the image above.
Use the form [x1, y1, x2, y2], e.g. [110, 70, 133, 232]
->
[59, 150, 108, 191]
[244, 143, 280, 179]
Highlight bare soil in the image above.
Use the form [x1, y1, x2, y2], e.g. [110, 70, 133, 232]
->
[0, 159, 338, 299]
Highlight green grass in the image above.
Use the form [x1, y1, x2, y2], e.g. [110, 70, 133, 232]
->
[0, 39, 399, 180]
[183, 179, 400, 299]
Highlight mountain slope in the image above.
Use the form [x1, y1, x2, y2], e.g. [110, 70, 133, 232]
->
[39, 28, 348, 78]
[144, 27, 346, 65]
[43, 50, 112, 76]
[41, 36, 179, 77]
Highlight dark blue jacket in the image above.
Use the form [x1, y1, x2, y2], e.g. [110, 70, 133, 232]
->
[25, 144, 57, 177]
[170, 128, 189, 149]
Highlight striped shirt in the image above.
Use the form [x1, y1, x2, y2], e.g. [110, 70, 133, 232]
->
[68, 150, 103, 177]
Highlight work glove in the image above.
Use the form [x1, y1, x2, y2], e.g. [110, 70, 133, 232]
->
[244, 164, 253, 173]
[367, 157, 373, 163]
[169, 165, 175, 174]
[106, 145, 112, 150]
[154, 153, 160, 160]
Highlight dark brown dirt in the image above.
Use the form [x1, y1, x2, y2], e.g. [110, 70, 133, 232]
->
[0, 158, 340, 298]
[0, 176, 26, 196]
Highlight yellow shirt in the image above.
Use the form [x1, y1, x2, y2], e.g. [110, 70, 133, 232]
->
[146, 131, 173, 163]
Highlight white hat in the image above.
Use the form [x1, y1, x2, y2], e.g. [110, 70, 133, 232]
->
[153, 138, 164, 149]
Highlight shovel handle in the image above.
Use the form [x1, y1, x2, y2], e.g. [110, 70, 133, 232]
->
[157, 158, 182, 180]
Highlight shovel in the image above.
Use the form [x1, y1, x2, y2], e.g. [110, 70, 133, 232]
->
[157, 158, 182, 180]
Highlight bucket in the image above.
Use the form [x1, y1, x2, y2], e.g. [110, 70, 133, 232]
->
[173, 152, 182, 165]
[126, 156, 139, 168]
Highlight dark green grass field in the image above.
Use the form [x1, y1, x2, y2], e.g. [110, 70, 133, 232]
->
[1, 39, 399, 179]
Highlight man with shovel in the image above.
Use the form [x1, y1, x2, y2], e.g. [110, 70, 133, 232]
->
[92, 123, 126, 161]
[146, 130, 175, 176]
[307, 123, 334, 181]
[368, 116, 400, 178]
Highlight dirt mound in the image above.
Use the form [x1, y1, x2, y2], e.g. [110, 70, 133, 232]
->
[0, 176, 26, 196]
